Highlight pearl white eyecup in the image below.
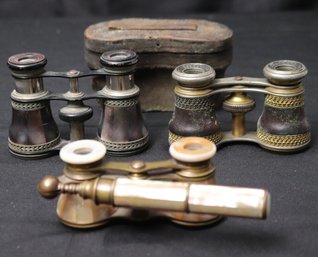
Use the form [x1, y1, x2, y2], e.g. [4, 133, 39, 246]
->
[169, 137, 216, 163]
[60, 140, 106, 165]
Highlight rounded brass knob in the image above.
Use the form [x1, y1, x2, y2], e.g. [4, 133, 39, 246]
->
[37, 175, 60, 199]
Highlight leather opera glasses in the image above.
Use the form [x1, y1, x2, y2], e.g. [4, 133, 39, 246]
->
[38, 137, 270, 228]
[7, 50, 148, 158]
[169, 60, 311, 152]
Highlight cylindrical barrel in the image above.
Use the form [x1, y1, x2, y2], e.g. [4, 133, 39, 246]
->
[94, 178, 269, 219]
[257, 60, 311, 151]
[168, 63, 222, 144]
[7, 52, 60, 158]
[97, 50, 149, 155]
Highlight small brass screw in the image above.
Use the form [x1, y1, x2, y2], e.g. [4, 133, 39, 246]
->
[131, 160, 146, 170]
[235, 76, 243, 81]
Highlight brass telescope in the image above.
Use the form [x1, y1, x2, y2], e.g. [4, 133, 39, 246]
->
[38, 137, 270, 228]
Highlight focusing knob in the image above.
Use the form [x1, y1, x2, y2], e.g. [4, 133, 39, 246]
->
[59, 103, 93, 123]
[223, 90, 255, 113]
[37, 175, 60, 199]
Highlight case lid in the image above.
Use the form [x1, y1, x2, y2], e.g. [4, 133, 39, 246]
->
[84, 18, 233, 54]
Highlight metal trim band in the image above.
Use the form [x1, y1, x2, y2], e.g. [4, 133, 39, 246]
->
[264, 94, 304, 108]
[11, 90, 49, 101]
[105, 98, 138, 108]
[8, 136, 61, 154]
[168, 131, 223, 145]
[257, 128, 311, 148]
[11, 100, 45, 111]
[97, 134, 149, 152]
[175, 95, 214, 111]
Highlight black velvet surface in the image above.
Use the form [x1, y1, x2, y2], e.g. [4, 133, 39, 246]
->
[0, 11, 317, 257]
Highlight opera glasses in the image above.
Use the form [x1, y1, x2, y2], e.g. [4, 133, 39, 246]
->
[169, 60, 311, 152]
[7, 50, 148, 158]
[38, 137, 270, 228]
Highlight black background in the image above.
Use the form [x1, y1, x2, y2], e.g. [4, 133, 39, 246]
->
[0, 1, 318, 257]
[0, 0, 317, 17]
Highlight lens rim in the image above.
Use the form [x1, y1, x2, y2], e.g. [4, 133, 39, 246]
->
[8, 52, 47, 71]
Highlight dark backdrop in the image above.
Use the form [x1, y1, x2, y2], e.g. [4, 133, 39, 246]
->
[0, 0, 317, 18]
[1, 1, 318, 257]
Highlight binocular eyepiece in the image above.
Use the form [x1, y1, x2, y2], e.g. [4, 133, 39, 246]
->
[7, 50, 149, 158]
[169, 60, 311, 152]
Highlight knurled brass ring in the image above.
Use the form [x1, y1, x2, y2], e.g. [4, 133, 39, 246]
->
[172, 63, 215, 88]
[263, 60, 307, 85]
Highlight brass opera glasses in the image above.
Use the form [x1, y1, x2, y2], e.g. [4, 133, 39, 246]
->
[38, 137, 270, 228]
[169, 60, 311, 152]
[7, 50, 148, 158]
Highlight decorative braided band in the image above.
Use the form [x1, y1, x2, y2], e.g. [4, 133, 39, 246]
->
[257, 128, 311, 149]
[265, 94, 304, 108]
[11, 100, 46, 111]
[168, 131, 223, 145]
[105, 98, 138, 108]
[175, 95, 215, 111]
[8, 136, 61, 154]
[97, 134, 149, 152]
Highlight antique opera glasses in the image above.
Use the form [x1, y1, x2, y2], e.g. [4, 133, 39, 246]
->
[38, 137, 270, 228]
[7, 50, 148, 158]
[169, 60, 311, 152]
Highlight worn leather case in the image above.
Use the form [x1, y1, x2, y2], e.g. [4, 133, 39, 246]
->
[84, 18, 233, 111]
